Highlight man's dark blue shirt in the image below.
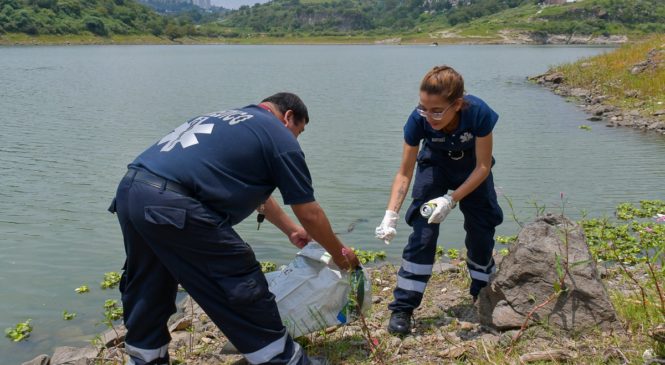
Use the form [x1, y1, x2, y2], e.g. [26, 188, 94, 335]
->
[130, 105, 315, 226]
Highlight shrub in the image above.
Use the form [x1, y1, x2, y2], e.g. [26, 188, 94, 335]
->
[83, 16, 107, 36]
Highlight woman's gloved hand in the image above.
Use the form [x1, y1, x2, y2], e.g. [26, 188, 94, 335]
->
[426, 195, 456, 224]
[375, 210, 399, 245]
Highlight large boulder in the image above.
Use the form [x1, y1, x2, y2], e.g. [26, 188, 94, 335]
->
[50, 346, 99, 365]
[479, 214, 619, 332]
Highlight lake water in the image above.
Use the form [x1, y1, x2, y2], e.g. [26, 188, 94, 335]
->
[1, 44, 663, 364]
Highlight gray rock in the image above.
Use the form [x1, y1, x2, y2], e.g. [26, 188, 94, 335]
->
[624, 90, 640, 98]
[21, 354, 49, 365]
[543, 72, 564, 84]
[650, 122, 665, 130]
[478, 214, 619, 332]
[100, 325, 126, 347]
[51, 346, 99, 365]
[653, 109, 665, 116]
[169, 316, 193, 332]
[432, 262, 459, 274]
[401, 336, 419, 349]
[570, 88, 590, 98]
[588, 105, 614, 116]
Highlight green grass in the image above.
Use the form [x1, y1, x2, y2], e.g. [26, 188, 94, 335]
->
[554, 34, 665, 113]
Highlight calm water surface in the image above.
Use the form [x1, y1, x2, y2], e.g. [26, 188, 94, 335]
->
[1, 44, 663, 363]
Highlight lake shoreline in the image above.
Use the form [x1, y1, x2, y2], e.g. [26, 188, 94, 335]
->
[529, 36, 665, 136]
[0, 32, 633, 47]
[19, 257, 665, 365]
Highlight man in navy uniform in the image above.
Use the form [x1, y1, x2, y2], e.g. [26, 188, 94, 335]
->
[109, 92, 359, 365]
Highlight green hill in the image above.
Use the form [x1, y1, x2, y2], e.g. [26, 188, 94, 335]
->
[0, 0, 237, 42]
[1, 0, 664, 43]
[0, 0, 168, 36]
[218, 0, 665, 41]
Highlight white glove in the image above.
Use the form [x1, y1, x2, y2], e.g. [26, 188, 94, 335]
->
[426, 195, 456, 224]
[375, 210, 398, 245]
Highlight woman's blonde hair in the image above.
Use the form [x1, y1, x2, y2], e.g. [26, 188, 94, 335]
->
[420, 65, 465, 103]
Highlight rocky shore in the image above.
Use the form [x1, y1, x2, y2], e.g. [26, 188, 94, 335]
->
[20, 214, 665, 365]
[529, 47, 665, 136]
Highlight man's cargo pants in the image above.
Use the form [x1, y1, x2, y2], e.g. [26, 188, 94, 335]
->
[388, 145, 504, 313]
[110, 168, 309, 365]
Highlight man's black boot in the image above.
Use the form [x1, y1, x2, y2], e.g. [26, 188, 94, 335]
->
[388, 311, 412, 335]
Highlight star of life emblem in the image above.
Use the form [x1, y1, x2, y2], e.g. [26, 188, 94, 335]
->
[459, 132, 474, 143]
[158, 116, 214, 152]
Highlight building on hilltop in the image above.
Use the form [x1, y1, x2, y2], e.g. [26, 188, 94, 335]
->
[542, 0, 577, 4]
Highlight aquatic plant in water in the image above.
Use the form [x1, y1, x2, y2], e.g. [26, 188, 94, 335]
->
[5, 319, 32, 342]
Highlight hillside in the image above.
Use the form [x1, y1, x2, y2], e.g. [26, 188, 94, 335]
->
[218, 0, 665, 42]
[1, 0, 664, 44]
[0, 0, 236, 42]
[0, 0, 166, 36]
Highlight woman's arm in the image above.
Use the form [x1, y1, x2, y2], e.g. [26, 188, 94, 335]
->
[386, 143, 419, 212]
[450, 133, 493, 203]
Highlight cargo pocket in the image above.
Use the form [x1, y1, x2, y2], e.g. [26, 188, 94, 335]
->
[144, 206, 186, 229]
[215, 270, 271, 307]
[411, 164, 435, 200]
[404, 200, 423, 227]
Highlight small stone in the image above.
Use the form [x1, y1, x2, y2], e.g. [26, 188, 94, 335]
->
[458, 321, 476, 330]
[388, 336, 402, 348]
[169, 317, 193, 332]
[401, 336, 419, 349]
[624, 90, 639, 98]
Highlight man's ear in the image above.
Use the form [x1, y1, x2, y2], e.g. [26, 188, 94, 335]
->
[283, 110, 295, 125]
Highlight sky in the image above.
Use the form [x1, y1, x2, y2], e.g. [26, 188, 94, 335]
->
[211, 0, 270, 9]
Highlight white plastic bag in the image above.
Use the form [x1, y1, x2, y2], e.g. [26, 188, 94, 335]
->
[265, 242, 372, 338]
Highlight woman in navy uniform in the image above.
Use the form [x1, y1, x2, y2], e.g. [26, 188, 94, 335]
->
[375, 66, 503, 335]
[110, 92, 358, 364]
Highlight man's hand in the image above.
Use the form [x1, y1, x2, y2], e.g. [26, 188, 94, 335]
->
[375, 210, 399, 245]
[288, 226, 311, 249]
[333, 246, 360, 271]
[426, 195, 456, 224]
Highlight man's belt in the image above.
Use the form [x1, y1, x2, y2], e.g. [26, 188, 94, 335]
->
[125, 168, 192, 197]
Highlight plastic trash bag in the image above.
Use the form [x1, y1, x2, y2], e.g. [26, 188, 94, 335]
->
[264, 242, 372, 338]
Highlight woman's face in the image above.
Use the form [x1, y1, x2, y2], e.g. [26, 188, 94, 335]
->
[418, 91, 460, 131]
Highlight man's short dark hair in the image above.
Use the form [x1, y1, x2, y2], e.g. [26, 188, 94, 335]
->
[262, 92, 309, 125]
